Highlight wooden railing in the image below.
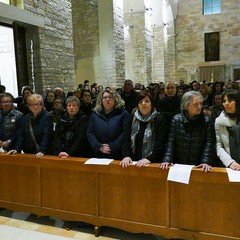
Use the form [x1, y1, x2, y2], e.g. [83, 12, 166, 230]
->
[0, 153, 239, 240]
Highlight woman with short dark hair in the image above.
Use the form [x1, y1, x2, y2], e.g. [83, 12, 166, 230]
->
[54, 95, 90, 158]
[120, 90, 167, 168]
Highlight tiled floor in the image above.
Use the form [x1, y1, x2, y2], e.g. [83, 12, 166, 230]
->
[0, 209, 166, 240]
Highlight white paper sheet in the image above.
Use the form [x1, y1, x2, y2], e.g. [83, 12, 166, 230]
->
[226, 168, 240, 182]
[84, 158, 113, 165]
[167, 164, 195, 184]
[0, 147, 5, 153]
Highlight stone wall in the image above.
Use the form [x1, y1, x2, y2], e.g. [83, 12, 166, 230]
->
[113, 0, 125, 87]
[72, 0, 99, 88]
[23, 0, 75, 94]
[175, 0, 240, 83]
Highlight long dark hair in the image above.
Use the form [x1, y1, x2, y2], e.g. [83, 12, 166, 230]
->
[222, 89, 240, 120]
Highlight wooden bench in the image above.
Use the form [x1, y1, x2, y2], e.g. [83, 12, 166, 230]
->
[0, 153, 239, 240]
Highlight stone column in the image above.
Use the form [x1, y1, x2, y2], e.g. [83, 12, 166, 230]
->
[98, 0, 125, 88]
[124, 0, 149, 86]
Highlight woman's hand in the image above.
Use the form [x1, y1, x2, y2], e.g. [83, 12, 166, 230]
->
[99, 144, 111, 154]
[7, 149, 18, 155]
[159, 162, 172, 169]
[197, 163, 212, 172]
[35, 152, 44, 158]
[229, 161, 240, 171]
[136, 158, 150, 168]
[1, 140, 10, 150]
[120, 157, 132, 168]
[58, 152, 70, 158]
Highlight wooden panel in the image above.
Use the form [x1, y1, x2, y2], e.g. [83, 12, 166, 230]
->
[169, 170, 240, 238]
[0, 153, 240, 240]
[0, 164, 40, 206]
[98, 167, 168, 226]
[41, 168, 97, 215]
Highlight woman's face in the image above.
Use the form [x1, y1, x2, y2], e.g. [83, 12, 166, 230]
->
[215, 83, 222, 92]
[187, 96, 202, 118]
[47, 92, 55, 103]
[66, 101, 79, 118]
[23, 90, 32, 101]
[223, 95, 236, 114]
[28, 99, 43, 115]
[53, 99, 63, 110]
[102, 92, 115, 112]
[138, 96, 152, 116]
[178, 89, 184, 97]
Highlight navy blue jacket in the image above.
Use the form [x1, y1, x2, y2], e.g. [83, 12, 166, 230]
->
[87, 109, 129, 159]
[14, 109, 53, 154]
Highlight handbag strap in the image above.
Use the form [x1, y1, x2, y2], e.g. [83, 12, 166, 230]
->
[29, 117, 40, 152]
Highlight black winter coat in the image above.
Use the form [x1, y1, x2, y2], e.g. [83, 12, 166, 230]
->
[54, 111, 91, 157]
[121, 112, 167, 162]
[163, 112, 215, 165]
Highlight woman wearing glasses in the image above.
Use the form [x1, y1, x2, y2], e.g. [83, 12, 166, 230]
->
[120, 90, 167, 168]
[87, 88, 129, 159]
[8, 94, 53, 158]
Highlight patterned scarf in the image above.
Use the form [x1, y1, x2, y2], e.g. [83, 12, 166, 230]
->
[131, 108, 157, 158]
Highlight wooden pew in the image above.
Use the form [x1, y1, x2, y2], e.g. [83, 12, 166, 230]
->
[0, 153, 239, 240]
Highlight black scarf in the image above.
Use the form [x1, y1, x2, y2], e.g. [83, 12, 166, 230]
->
[228, 123, 240, 164]
[59, 113, 81, 151]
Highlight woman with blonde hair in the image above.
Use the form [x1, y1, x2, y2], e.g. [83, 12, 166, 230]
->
[87, 88, 129, 159]
[8, 94, 53, 158]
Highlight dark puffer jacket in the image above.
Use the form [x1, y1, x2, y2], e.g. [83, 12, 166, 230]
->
[163, 112, 215, 165]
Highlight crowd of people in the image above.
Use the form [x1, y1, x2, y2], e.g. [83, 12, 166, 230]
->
[0, 77, 240, 171]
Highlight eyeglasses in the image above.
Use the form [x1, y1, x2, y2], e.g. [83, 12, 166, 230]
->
[28, 103, 42, 107]
[1, 101, 13, 105]
[103, 96, 114, 100]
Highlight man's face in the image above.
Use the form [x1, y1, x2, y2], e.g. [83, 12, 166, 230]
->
[214, 95, 222, 106]
[124, 81, 133, 93]
[165, 83, 176, 97]
[82, 92, 92, 104]
[1, 97, 13, 113]
[192, 82, 200, 91]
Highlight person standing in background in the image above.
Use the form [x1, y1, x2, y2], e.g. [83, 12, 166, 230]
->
[120, 79, 138, 114]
